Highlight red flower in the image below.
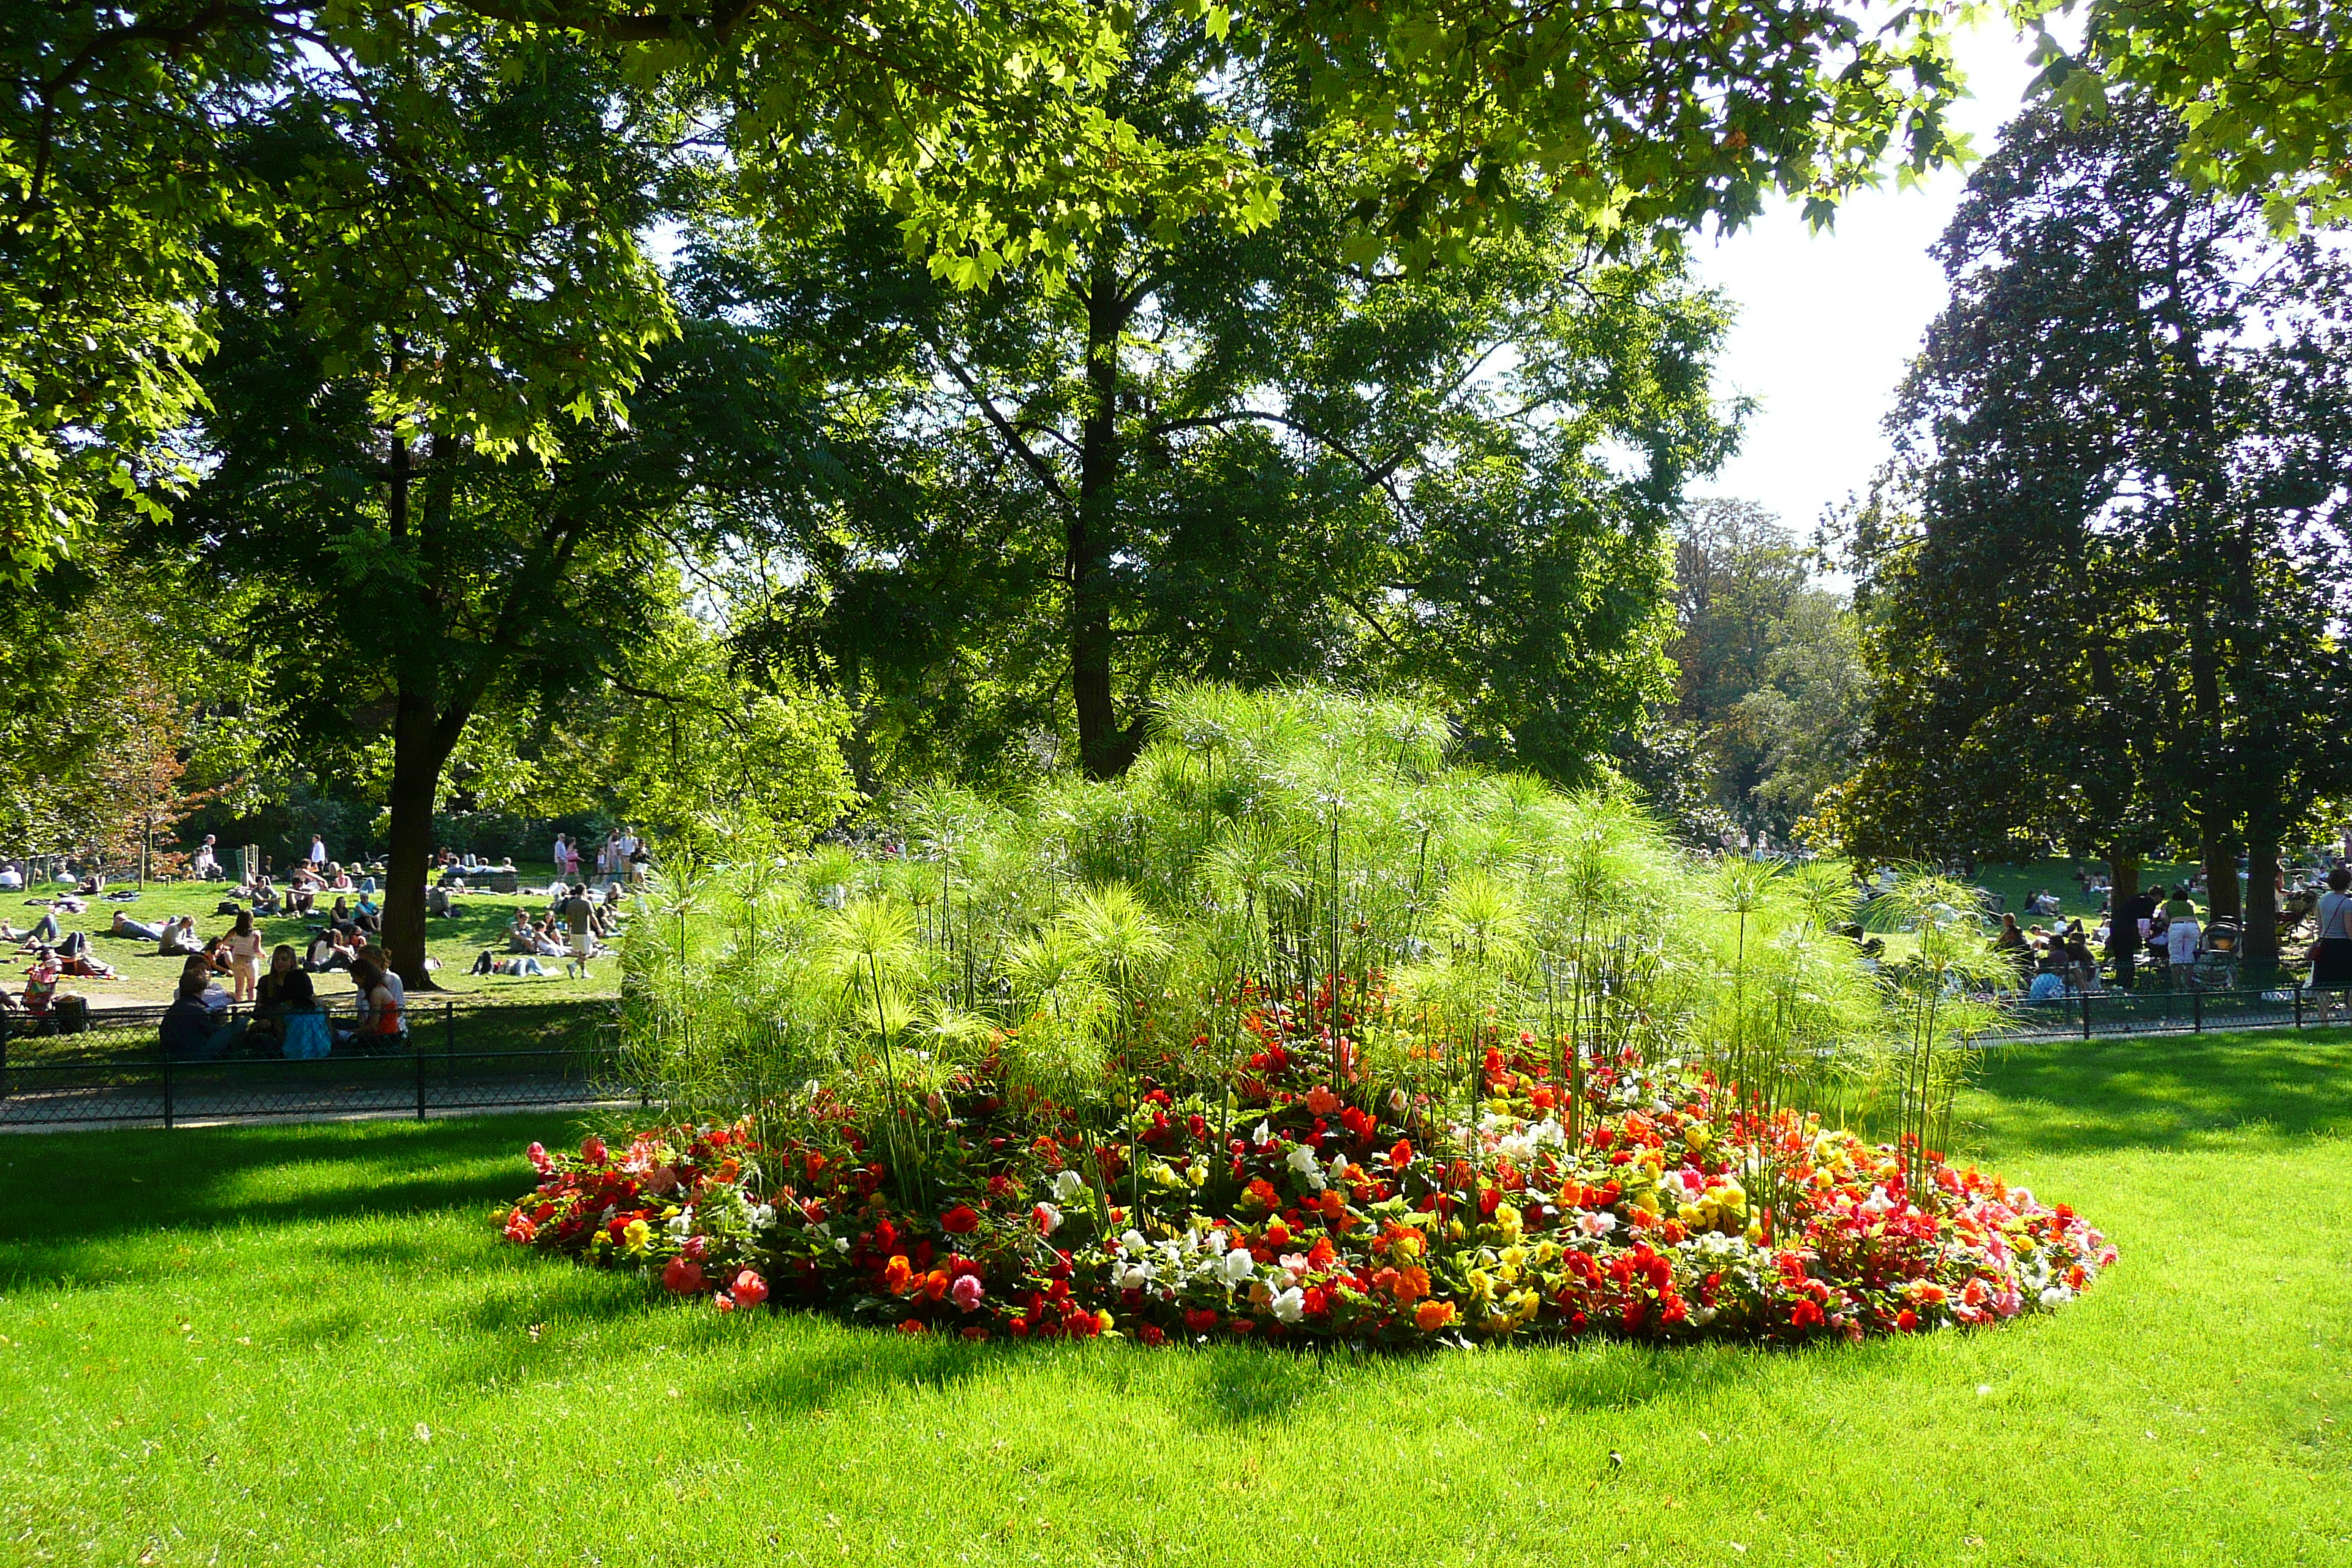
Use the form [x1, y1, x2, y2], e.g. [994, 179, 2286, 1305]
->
[897, 1318, 927, 1335]
[661, 1256, 706, 1295]
[1137, 1324, 1166, 1347]
[1183, 1308, 1220, 1333]
[1389, 1139, 1413, 1168]
[731, 1270, 769, 1308]
[1789, 1299, 1825, 1330]
[941, 1205, 981, 1235]
[1894, 1308, 1919, 1333]
[580, 1135, 608, 1164]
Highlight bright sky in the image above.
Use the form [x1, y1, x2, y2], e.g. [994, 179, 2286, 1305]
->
[1684, 20, 2057, 538]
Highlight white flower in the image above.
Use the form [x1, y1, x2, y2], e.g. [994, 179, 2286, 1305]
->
[750, 1204, 776, 1230]
[1120, 1229, 1148, 1254]
[1577, 1211, 1618, 1237]
[1252, 1120, 1272, 1145]
[1034, 1202, 1063, 1235]
[1860, 1187, 1893, 1216]
[1270, 1286, 1306, 1324]
[1286, 1145, 1327, 1189]
[1220, 1247, 1256, 1284]
[833, 1237, 850, 1253]
[1051, 1169, 1086, 1203]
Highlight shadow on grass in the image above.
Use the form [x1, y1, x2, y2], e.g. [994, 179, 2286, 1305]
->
[0, 1114, 565, 1267]
[1965, 1029, 2352, 1155]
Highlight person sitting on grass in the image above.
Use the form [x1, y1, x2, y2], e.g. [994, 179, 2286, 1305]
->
[327, 864, 354, 892]
[325, 895, 355, 935]
[110, 908, 165, 943]
[304, 927, 348, 973]
[506, 910, 538, 953]
[159, 914, 204, 956]
[2027, 957, 2070, 1002]
[335, 959, 404, 1049]
[249, 944, 317, 1046]
[248, 877, 282, 916]
[160, 972, 238, 1060]
[353, 890, 380, 932]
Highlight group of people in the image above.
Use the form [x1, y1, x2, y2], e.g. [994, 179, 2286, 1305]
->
[1996, 883, 2216, 998]
[550, 829, 647, 888]
[470, 883, 619, 979]
[162, 937, 406, 1060]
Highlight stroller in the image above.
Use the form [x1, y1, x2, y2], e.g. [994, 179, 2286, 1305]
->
[2190, 917, 2242, 990]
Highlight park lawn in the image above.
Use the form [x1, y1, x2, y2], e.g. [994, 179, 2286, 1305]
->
[13, 863, 621, 1008]
[2, 1031, 2348, 1567]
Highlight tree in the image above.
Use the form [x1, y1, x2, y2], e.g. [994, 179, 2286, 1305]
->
[1839, 101, 2352, 961]
[702, 18, 1737, 785]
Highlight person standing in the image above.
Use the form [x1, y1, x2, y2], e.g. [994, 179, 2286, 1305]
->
[560, 883, 594, 979]
[2164, 897, 2202, 987]
[550, 834, 570, 887]
[306, 834, 328, 869]
[225, 911, 264, 1003]
[2312, 866, 2352, 1021]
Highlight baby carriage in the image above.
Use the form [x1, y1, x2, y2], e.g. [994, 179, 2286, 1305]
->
[2190, 917, 2242, 990]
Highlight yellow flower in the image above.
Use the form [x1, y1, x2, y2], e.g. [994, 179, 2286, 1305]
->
[622, 1218, 652, 1254]
[1493, 1204, 1523, 1240]
[1466, 1268, 1495, 1300]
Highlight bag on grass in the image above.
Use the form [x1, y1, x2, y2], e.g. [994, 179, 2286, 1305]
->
[282, 1010, 331, 1060]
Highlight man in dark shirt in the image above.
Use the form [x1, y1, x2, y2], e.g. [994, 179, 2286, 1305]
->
[560, 885, 594, 979]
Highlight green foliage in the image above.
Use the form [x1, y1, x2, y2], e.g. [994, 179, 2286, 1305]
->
[1836, 102, 2352, 888]
[625, 687, 1980, 1167]
[701, 35, 1736, 784]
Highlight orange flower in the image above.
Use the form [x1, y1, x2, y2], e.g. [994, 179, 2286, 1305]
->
[883, 1254, 913, 1294]
[1396, 1265, 1431, 1304]
[1305, 1236, 1336, 1270]
[1413, 1300, 1455, 1331]
[1389, 1139, 1413, 1168]
[1305, 1085, 1341, 1116]
[1263, 1218, 1292, 1248]
[1318, 1189, 1346, 1221]
[921, 1268, 951, 1302]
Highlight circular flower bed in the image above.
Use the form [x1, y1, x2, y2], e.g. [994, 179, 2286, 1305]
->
[502, 1038, 2114, 1346]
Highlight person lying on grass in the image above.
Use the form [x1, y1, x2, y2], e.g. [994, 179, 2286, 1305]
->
[472, 949, 551, 976]
[110, 909, 165, 943]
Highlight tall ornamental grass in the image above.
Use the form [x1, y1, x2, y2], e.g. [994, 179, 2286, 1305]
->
[619, 685, 1999, 1213]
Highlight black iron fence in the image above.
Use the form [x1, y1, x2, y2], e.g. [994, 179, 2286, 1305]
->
[1982, 983, 2348, 1041]
[0, 996, 632, 1128]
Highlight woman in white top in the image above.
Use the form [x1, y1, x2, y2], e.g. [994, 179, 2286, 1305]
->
[2311, 865, 2352, 1002]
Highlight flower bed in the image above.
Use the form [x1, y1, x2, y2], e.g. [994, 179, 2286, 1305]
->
[501, 1033, 2114, 1346]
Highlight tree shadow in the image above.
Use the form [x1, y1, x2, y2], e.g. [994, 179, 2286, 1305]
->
[0, 1114, 557, 1270]
[1964, 1031, 2352, 1154]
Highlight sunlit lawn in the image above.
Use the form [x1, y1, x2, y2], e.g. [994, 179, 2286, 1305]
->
[2, 1029, 2347, 1566]
[14, 862, 618, 1008]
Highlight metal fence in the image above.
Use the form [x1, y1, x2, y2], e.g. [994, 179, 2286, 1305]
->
[0, 997, 632, 1129]
[1982, 984, 2348, 1041]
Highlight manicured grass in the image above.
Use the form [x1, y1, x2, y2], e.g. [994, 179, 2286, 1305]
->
[10, 863, 619, 1007]
[3, 1032, 2348, 1567]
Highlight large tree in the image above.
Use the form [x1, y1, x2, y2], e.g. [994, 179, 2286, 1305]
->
[697, 24, 1737, 784]
[1840, 101, 2352, 961]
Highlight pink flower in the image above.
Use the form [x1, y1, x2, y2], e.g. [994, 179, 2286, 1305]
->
[712, 1291, 737, 1312]
[731, 1270, 769, 1308]
[526, 1142, 552, 1174]
[951, 1274, 986, 1313]
[662, 1256, 706, 1295]
[683, 1235, 709, 1261]
[580, 1135, 608, 1164]
[502, 1208, 538, 1244]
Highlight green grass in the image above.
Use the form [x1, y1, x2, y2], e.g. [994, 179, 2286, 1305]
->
[12, 864, 619, 1006]
[2, 1036, 2347, 1567]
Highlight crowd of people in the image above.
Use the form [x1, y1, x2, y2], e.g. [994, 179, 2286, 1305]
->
[3, 830, 643, 1046]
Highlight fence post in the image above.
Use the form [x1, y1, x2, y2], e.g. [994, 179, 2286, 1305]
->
[2193, 986, 2203, 1034]
[2296, 985, 2304, 1029]
[162, 1043, 174, 1130]
[415, 1033, 426, 1121]
[445, 999, 456, 1082]
[2081, 988, 2092, 1041]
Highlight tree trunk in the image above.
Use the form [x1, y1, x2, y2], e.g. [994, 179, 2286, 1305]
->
[2199, 823, 2242, 925]
[380, 688, 463, 992]
[2104, 851, 2141, 987]
[2242, 818, 2280, 967]
[1070, 253, 1133, 779]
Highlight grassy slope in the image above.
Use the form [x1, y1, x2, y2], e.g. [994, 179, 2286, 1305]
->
[11, 863, 619, 1006]
[1, 1033, 2347, 1567]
